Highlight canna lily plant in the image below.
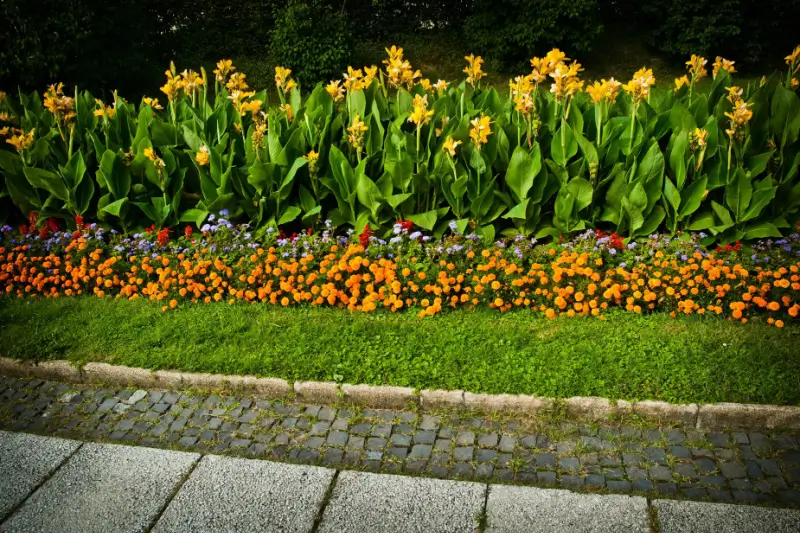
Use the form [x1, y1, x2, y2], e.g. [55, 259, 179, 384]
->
[0, 45, 799, 246]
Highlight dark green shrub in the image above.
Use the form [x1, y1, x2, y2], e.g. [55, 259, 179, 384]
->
[0, 0, 168, 96]
[268, 0, 353, 87]
[464, 0, 602, 71]
[640, 0, 800, 68]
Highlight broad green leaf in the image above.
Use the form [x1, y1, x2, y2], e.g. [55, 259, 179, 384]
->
[387, 193, 412, 209]
[629, 182, 648, 212]
[100, 150, 131, 199]
[744, 221, 782, 239]
[503, 198, 530, 219]
[505, 144, 541, 203]
[567, 177, 593, 210]
[550, 120, 577, 167]
[407, 209, 438, 230]
[101, 198, 128, 217]
[678, 177, 708, 219]
[724, 169, 752, 221]
[668, 131, 688, 189]
[278, 206, 302, 225]
[23, 167, 69, 201]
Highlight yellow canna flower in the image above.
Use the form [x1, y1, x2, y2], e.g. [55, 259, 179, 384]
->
[43, 83, 75, 123]
[622, 67, 655, 105]
[463, 54, 486, 86]
[326, 80, 345, 102]
[712, 56, 736, 78]
[280, 103, 293, 121]
[689, 128, 708, 151]
[726, 86, 743, 103]
[347, 115, 369, 150]
[408, 94, 433, 126]
[93, 99, 116, 119]
[143, 97, 164, 110]
[443, 136, 461, 156]
[685, 54, 708, 81]
[238, 99, 263, 117]
[435, 116, 449, 138]
[786, 45, 800, 69]
[674, 75, 690, 92]
[6, 128, 34, 151]
[549, 61, 583, 102]
[305, 150, 319, 163]
[144, 147, 166, 171]
[792, 78, 799, 89]
[160, 71, 183, 102]
[433, 79, 449, 93]
[275, 66, 297, 94]
[180, 69, 205, 95]
[342, 66, 364, 93]
[724, 98, 753, 140]
[213, 59, 235, 82]
[363, 65, 378, 87]
[419, 79, 432, 91]
[226, 72, 249, 92]
[195, 145, 210, 166]
[469, 113, 492, 150]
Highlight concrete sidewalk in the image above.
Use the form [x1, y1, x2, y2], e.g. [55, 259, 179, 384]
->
[1, 431, 799, 533]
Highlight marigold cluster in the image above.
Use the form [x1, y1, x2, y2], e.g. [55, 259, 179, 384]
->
[2, 234, 798, 326]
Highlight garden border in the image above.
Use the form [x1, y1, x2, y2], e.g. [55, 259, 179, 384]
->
[1, 357, 799, 431]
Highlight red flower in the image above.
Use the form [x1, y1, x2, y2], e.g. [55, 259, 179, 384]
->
[157, 228, 171, 246]
[279, 229, 286, 239]
[75, 214, 84, 230]
[396, 219, 413, 232]
[184, 225, 193, 240]
[28, 212, 39, 227]
[359, 225, 372, 248]
[72, 231, 81, 240]
[147, 224, 157, 234]
[39, 226, 49, 239]
[46, 217, 59, 232]
[307, 228, 313, 236]
[19, 224, 28, 235]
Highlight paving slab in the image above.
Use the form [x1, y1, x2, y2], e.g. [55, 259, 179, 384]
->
[654, 499, 800, 533]
[318, 471, 485, 533]
[485, 485, 649, 533]
[151, 454, 334, 533]
[1, 442, 199, 533]
[0, 431, 81, 521]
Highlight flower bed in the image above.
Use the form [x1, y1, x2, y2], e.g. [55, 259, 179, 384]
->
[1, 46, 799, 245]
[2, 217, 799, 326]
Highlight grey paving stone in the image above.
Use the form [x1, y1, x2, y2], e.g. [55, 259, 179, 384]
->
[318, 471, 485, 533]
[455, 431, 475, 446]
[3, 442, 198, 533]
[414, 430, 436, 444]
[607, 480, 632, 492]
[151, 455, 333, 533]
[0, 431, 82, 521]
[326, 431, 349, 447]
[454, 447, 474, 461]
[478, 433, 499, 448]
[654, 499, 800, 533]
[535, 453, 557, 468]
[719, 462, 746, 479]
[390, 434, 412, 447]
[499, 435, 517, 452]
[409, 444, 433, 459]
[486, 485, 649, 533]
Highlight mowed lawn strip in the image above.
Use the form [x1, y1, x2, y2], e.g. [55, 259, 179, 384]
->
[1, 297, 798, 406]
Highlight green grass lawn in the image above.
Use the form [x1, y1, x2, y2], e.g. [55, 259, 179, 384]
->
[2, 297, 798, 405]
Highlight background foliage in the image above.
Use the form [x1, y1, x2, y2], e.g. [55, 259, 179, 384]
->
[3, 0, 800, 96]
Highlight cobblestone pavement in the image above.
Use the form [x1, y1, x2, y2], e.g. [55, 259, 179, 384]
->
[1, 376, 799, 508]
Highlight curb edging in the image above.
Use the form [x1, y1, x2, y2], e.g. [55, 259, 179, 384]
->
[1, 357, 798, 431]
